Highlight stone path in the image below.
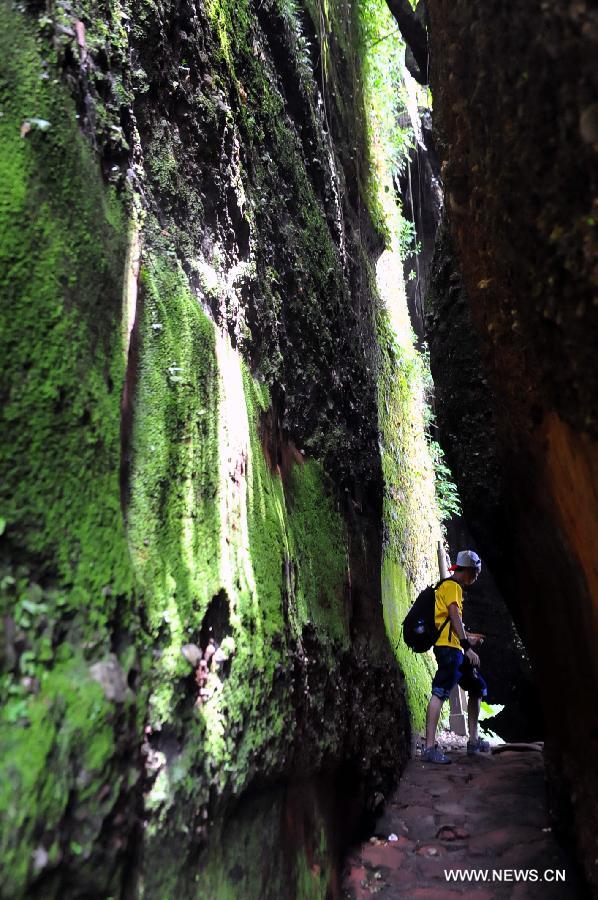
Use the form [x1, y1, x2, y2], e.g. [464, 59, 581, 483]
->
[342, 745, 583, 899]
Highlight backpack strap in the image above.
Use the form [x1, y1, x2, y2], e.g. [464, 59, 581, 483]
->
[434, 576, 453, 589]
[437, 614, 451, 638]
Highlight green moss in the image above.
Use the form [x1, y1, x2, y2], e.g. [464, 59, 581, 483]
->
[194, 790, 288, 899]
[126, 252, 221, 720]
[239, 371, 288, 641]
[0, 656, 126, 896]
[375, 262, 441, 732]
[0, 8, 136, 893]
[381, 556, 434, 731]
[0, 3, 131, 620]
[351, 6, 443, 732]
[125, 255, 351, 894]
[286, 460, 349, 645]
[195, 782, 333, 900]
[293, 815, 332, 900]
[242, 371, 350, 647]
[218, 368, 350, 780]
[190, 0, 375, 467]
[1, 0, 443, 892]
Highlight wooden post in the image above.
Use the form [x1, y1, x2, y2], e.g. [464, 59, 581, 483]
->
[437, 541, 449, 579]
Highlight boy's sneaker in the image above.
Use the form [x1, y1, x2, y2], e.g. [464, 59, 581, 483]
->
[422, 745, 451, 764]
[467, 736, 491, 756]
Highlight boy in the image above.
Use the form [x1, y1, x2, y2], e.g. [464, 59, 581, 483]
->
[422, 549, 490, 764]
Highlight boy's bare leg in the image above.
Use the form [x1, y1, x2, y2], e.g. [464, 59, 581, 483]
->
[425, 694, 444, 747]
[468, 694, 481, 743]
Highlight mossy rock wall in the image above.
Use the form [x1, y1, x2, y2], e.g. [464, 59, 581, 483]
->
[0, 0, 441, 895]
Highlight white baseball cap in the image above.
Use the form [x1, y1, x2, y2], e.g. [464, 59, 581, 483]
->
[450, 550, 482, 571]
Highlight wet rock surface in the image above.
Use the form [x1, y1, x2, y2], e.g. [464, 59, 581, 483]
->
[342, 749, 582, 898]
[397, 110, 442, 343]
[425, 0, 598, 886]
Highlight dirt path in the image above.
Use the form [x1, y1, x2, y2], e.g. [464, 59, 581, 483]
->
[342, 747, 583, 899]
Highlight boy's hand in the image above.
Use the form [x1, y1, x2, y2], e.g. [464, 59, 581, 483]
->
[467, 633, 485, 647]
[466, 648, 480, 667]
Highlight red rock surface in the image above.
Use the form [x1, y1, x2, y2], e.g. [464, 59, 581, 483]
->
[341, 749, 582, 898]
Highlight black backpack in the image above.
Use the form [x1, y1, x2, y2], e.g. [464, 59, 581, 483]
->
[402, 578, 452, 652]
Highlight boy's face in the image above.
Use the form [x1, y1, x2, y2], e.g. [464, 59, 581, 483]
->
[465, 567, 480, 586]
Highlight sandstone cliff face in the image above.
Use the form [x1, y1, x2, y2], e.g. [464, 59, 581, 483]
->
[0, 0, 441, 895]
[426, 0, 598, 887]
[397, 109, 442, 343]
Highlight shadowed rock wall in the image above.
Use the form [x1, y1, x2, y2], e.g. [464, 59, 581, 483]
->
[397, 109, 442, 343]
[426, 0, 598, 888]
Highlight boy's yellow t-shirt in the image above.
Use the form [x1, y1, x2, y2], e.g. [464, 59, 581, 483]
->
[434, 579, 463, 649]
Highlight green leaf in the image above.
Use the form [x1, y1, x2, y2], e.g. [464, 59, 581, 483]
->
[20, 598, 46, 615]
[479, 701, 504, 721]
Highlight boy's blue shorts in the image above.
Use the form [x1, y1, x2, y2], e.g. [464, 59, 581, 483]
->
[431, 646, 488, 701]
